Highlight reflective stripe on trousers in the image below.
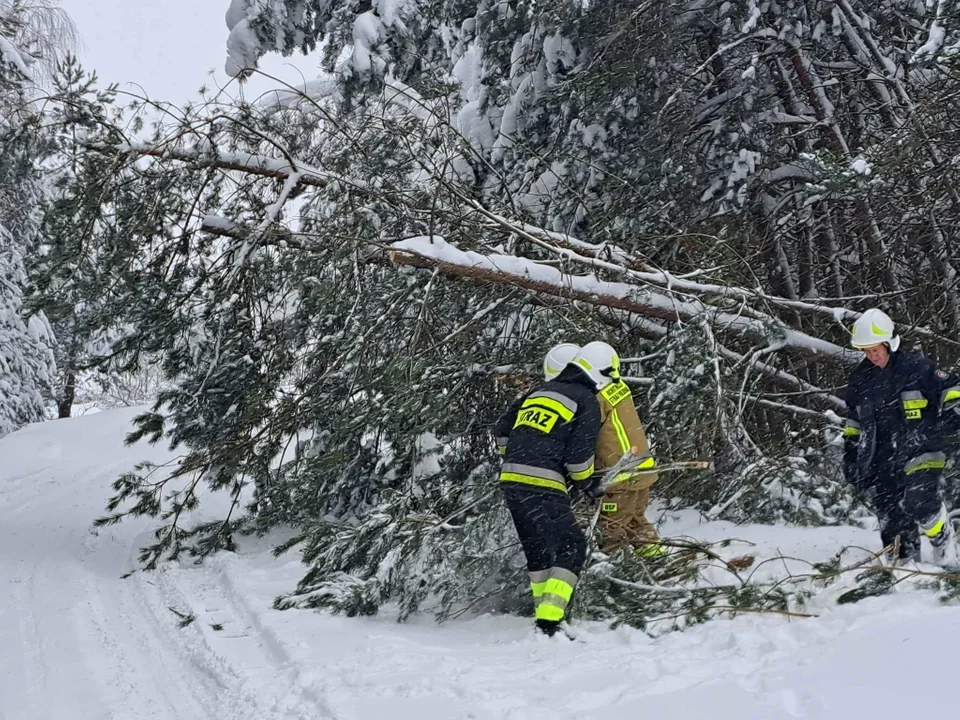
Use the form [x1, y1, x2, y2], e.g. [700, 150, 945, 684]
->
[529, 569, 549, 607]
[920, 504, 949, 539]
[904, 451, 946, 476]
[534, 567, 578, 622]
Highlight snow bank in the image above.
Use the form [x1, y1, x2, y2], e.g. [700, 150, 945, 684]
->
[4, 411, 960, 718]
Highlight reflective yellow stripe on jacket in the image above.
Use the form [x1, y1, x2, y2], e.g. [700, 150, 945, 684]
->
[565, 455, 595, 482]
[522, 391, 577, 422]
[500, 463, 568, 493]
[942, 387, 960, 413]
[610, 409, 630, 453]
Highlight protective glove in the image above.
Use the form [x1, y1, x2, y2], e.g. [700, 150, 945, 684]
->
[570, 479, 599, 506]
[582, 475, 605, 501]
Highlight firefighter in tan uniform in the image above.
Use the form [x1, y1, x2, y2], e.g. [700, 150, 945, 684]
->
[543, 343, 662, 557]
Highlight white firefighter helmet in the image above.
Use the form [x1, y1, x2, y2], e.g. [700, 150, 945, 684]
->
[571, 341, 621, 390]
[543, 343, 581, 380]
[850, 308, 901, 352]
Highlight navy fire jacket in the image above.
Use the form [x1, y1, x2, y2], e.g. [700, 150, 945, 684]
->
[843, 350, 960, 487]
[495, 366, 601, 495]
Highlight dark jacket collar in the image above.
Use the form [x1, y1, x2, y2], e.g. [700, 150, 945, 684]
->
[860, 349, 903, 374]
[555, 364, 596, 391]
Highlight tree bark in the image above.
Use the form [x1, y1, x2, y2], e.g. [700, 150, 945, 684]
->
[380, 244, 855, 370]
[58, 370, 76, 419]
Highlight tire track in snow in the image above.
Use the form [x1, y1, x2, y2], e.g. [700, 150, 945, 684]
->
[76, 556, 221, 719]
[1, 461, 221, 719]
[1, 413, 334, 720]
[139, 555, 335, 719]
[1, 454, 246, 718]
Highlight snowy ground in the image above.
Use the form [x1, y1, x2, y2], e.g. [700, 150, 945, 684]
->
[2, 409, 959, 719]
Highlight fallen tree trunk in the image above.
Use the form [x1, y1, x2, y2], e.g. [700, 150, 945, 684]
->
[197, 216, 847, 408]
[386, 236, 857, 367]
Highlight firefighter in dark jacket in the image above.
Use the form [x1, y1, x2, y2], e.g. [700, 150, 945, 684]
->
[494, 343, 614, 636]
[843, 308, 960, 565]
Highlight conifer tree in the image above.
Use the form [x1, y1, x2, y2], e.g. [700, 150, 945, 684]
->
[0, 0, 73, 435]
[27, 58, 128, 417]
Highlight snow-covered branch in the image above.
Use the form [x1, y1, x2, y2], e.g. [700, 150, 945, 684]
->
[386, 236, 857, 369]
[470, 202, 953, 347]
[92, 132, 956, 362]
[0, 34, 31, 80]
[746, 396, 833, 419]
[87, 140, 362, 196]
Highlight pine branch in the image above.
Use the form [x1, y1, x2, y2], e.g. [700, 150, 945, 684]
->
[198, 215, 844, 407]
[167, 606, 196, 628]
[84, 139, 354, 193]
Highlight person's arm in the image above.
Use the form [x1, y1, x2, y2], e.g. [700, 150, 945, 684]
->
[892, 358, 950, 480]
[494, 396, 525, 455]
[842, 378, 862, 489]
[608, 393, 657, 487]
[563, 392, 601, 485]
[929, 360, 960, 435]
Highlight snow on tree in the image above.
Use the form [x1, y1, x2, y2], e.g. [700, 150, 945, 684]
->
[0, 225, 53, 435]
[0, 1, 74, 436]
[0, 1, 76, 87]
[27, 59, 133, 418]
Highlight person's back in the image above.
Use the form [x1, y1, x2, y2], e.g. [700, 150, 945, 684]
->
[498, 366, 601, 494]
[594, 381, 660, 554]
[846, 349, 949, 478]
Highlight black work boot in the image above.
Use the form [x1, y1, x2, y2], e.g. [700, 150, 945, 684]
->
[535, 619, 560, 637]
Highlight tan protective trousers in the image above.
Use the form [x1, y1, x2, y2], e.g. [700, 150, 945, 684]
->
[598, 486, 659, 553]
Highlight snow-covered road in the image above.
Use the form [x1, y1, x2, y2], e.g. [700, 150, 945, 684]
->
[3, 409, 960, 719]
[0, 411, 328, 719]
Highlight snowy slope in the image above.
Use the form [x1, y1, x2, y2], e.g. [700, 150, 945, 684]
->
[2, 409, 959, 719]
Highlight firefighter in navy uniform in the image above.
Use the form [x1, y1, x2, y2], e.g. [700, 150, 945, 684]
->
[843, 308, 960, 565]
[494, 344, 610, 636]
